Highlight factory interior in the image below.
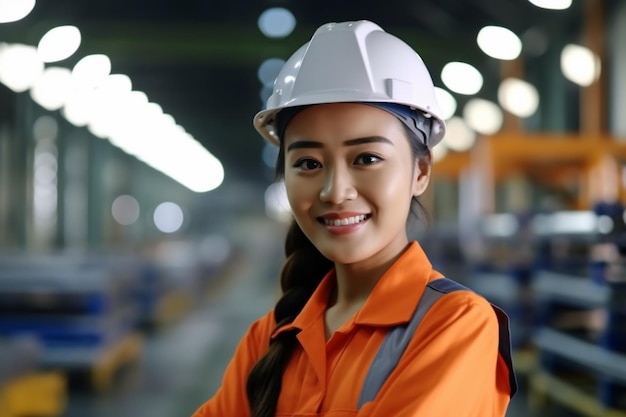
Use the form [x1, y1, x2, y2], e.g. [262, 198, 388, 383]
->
[1, 0, 626, 416]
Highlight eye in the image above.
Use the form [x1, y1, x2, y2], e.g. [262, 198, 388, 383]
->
[293, 158, 322, 171]
[354, 153, 383, 165]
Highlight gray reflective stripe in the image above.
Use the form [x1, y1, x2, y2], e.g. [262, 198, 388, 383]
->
[357, 278, 466, 409]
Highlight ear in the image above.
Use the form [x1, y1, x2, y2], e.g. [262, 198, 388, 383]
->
[412, 151, 432, 197]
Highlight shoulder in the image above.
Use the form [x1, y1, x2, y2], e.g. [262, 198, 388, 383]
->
[248, 309, 277, 341]
[424, 278, 498, 329]
[238, 309, 277, 359]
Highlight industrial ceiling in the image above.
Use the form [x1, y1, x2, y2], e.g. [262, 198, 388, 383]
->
[0, 0, 605, 188]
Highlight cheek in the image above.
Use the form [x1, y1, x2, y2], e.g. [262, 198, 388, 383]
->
[365, 165, 414, 202]
[285, 174, 315, 212]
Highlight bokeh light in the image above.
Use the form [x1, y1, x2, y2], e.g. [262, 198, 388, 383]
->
[477, 26, 522, 60]
[37, 25, 81, 63]
[463, 98, 503, 136]
[0, 0, 36, 23]
[441, 62, 483, 95]
[153, 202, 184, 233]
[111, 195, 140, 226]
[258, 8, 296, 38]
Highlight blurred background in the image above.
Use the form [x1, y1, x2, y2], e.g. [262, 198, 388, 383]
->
[0, 0, 625, 416]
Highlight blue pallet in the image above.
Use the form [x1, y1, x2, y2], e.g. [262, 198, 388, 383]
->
[0, 292, 110, 315]
[599, 281, 626, 407]
[0, 314, 138, 348]
[0, 268, 115, 292]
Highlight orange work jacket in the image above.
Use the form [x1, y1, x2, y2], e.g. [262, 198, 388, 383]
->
[192, 241, 514, 417]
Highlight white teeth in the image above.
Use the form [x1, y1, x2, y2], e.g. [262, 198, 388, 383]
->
[323, 214, 367, 226]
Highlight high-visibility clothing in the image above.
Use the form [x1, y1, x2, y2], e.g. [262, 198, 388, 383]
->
[357, 277, 516, 409]
[192, 241, 515, 417]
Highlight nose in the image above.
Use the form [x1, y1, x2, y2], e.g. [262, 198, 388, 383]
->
[319, 166, 357, 204]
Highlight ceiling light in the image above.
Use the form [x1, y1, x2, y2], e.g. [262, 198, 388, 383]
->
[0, 43, 43, 92]
[258, 7, 296, 38]
[22, 45, 223, 193]
[86, 73, 135, 137]
[498, 78, 540, 117]
[102, 73, 132, 93]
[527, 0, 572, 10]
[434, 87, 457, 120]
[71, 54, 111, 89]
[61, 58, 115, 128]
[0, 0, 36, 23]
[444, 117, 476, 152]
[153, 138, 225, 193]
[37, 25, 81, 63]
[62, 88, 98, 127]
[463, 98, 503, 136]
[153, 202, 184, 233]
[128, 122, 224, 193]
[441, 62, 483, 95]
[560, 44, 600, 87]
[30, 66, 72, 110]
[477, 26, 522, 60]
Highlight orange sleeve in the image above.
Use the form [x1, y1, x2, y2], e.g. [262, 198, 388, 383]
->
[190, 310, 275, 417]
[360, 292, 509, 417]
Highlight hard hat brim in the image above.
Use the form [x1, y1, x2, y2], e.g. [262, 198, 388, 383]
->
[254, 96, 446, 147]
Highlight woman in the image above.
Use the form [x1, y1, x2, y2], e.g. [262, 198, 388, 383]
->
[192, 20, 517, 417]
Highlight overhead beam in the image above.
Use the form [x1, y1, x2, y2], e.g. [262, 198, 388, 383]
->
[1, 22, 480, 68]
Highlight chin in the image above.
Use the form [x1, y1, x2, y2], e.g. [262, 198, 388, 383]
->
[317, 244, 371, 266]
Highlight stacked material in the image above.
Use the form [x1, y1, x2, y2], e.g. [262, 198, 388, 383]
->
[0, 256, 143, 392]
[0, 337, 66, 417]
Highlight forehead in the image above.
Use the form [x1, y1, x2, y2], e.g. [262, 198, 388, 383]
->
[283, 103, 407, 145]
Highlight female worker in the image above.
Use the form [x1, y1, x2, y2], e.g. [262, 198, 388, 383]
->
[192, 20, 517, 417]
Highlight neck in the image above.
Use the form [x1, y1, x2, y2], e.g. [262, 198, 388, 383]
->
[331, 242, 411, 307]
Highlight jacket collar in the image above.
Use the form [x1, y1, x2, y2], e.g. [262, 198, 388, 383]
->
[271, 241, 442, 339]
[355, 241, 441, 326]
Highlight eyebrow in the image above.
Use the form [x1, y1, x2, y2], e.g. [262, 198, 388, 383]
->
[286, 136, 394, 151]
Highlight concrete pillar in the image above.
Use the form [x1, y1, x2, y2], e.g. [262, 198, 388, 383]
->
[608, 0, 626, 137]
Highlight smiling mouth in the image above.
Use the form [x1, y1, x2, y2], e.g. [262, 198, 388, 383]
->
[318, 214, 371, 226]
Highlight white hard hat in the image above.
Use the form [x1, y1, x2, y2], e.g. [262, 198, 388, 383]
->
[254, 20, 446, 147]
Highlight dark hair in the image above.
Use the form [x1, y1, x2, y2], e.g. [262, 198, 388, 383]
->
[245, 106, 431, 417]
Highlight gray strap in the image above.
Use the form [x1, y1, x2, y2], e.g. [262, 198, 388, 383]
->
[357, 279, 463, 408]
